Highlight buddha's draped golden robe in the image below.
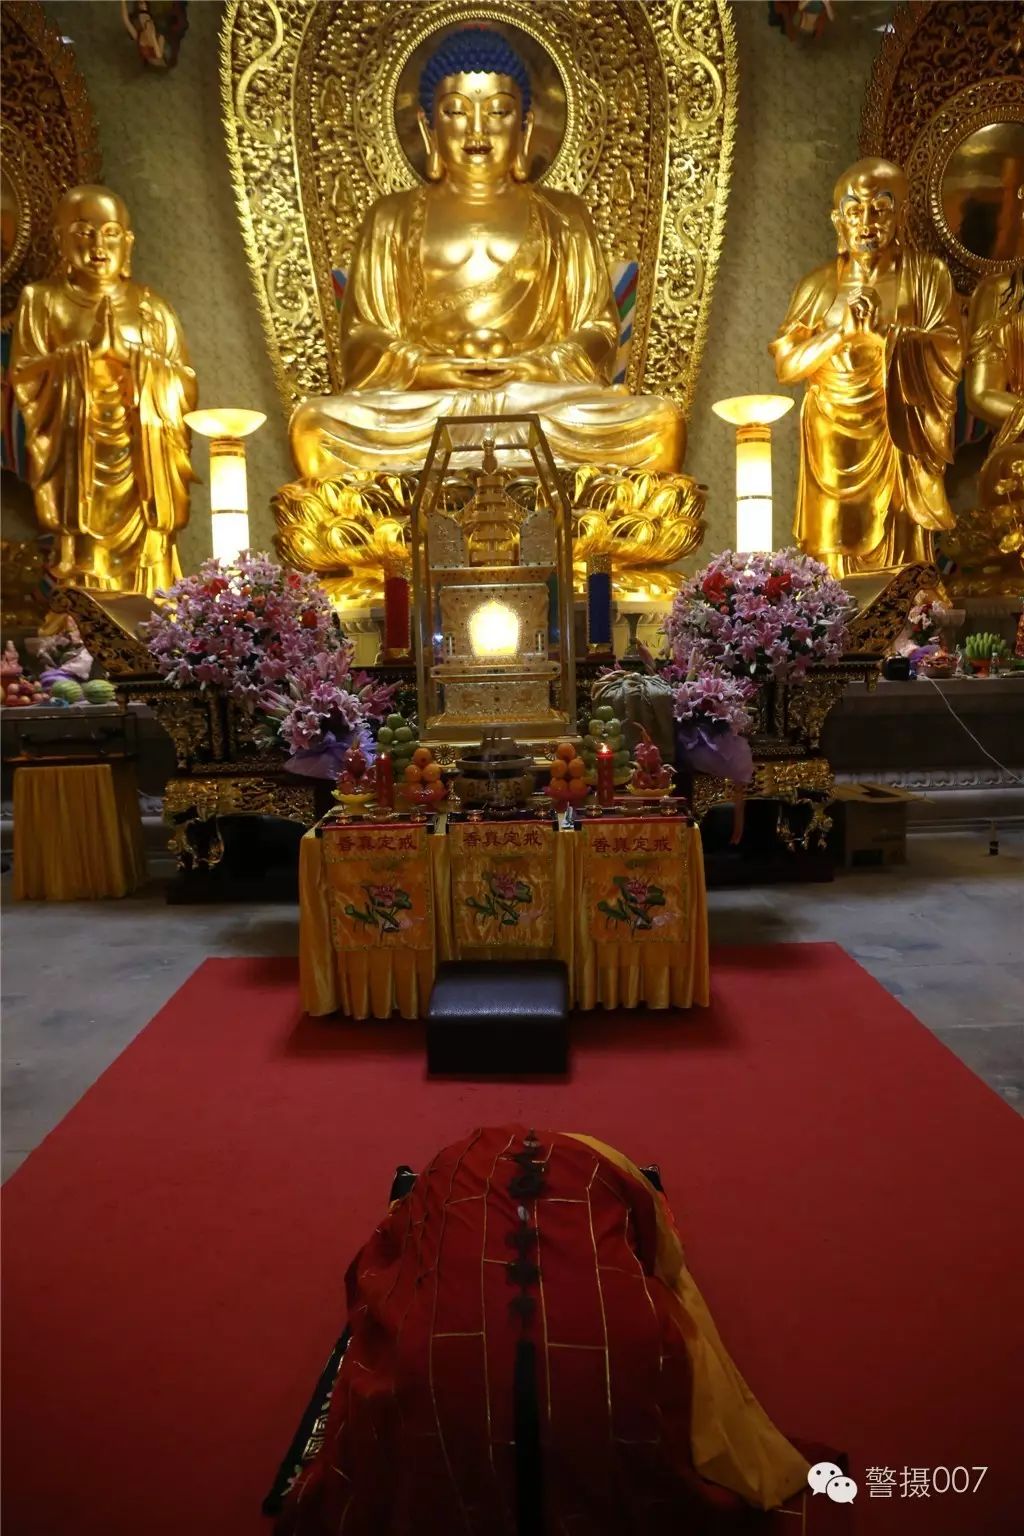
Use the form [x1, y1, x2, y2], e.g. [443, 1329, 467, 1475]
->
[12, 281, 196, 596]
[772, 252, 962, 573]
[291, 186, 683, 475]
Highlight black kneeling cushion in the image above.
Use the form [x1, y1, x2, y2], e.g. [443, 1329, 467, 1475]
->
[426, 960, 569, 1075]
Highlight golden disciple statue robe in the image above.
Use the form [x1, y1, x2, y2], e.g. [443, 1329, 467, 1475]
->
[290, 186, 684, 476]
[12, 280, 196, 595]
[772, 252, 962, 573]
[967, 273, 1024, 502]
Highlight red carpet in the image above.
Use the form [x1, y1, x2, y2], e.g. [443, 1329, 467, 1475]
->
[3, 944, 1022, 1536]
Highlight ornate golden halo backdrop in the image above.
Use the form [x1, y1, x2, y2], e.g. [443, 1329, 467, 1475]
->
[859, 0, 1024, 296]
[220, 0, 737, 424]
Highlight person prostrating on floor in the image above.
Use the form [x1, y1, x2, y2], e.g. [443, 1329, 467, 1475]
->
[272, 1125, 829, 1534]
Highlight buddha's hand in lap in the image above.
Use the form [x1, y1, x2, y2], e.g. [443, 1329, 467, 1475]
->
[408, 352, 563, 391]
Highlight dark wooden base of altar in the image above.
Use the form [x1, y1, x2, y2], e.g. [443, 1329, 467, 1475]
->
[162, 777, 334, 903]
[163, 814, 305, 904]
[699, 799, 835, 887]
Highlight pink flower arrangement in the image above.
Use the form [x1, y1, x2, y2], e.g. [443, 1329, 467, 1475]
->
[143, 553, 392, 770]
[665, 549, 853, 681]
[670, 658, 755, 736]
[668, 657, 756, 784]
[904, 594, 949, 652]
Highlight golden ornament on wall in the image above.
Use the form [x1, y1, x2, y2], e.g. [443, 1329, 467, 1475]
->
[860, 2, 1024, 595]
[0, 2, 101, 331]
[860, 1, 1024, 297]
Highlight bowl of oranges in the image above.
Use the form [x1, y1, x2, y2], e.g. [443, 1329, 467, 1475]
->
[399, 746, 449, 810]
[544, 741, 590, 811]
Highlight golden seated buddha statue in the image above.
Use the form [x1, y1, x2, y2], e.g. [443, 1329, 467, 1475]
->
[290, 28, 683, 479]
[275, 28, 702, 608]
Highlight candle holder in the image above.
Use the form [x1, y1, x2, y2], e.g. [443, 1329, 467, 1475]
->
[586, 553, 614, 656]
[381, 567, 412, 662]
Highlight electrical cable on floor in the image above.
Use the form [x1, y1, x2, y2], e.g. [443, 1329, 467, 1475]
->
[920, 675, 1023, 787]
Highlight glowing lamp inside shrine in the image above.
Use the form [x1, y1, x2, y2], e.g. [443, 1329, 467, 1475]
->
[469, 600, 521, 659]
[184, 408, 266, 564]
[712, 394, 794, 554]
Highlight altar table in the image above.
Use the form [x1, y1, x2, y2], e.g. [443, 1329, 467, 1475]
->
[299, 815, 709, 1019]
[12, 762, 146, 901]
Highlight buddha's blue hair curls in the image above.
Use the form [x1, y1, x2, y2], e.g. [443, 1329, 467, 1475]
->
[419, 27, 532, 124]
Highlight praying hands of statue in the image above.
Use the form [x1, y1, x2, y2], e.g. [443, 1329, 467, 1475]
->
[844, 287, 881, 335]
[774, 291, 884, 386]
[89, 295, 131, 364]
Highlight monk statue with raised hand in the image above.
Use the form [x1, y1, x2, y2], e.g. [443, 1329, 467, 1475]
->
[290, 27, 684, 477]
[11, 184, 197, 596]
[770, 158, 962, 576]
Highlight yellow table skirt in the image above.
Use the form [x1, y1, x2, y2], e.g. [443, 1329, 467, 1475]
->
[573, 827, 710, 1011]
[12, 762, 146, 901]
[299, 820, 709, 1020]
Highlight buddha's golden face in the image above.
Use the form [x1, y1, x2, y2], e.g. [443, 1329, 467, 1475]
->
[57, 189, 133, 288]
[833, 183, 901, 258]
[422, 71, 532, 185]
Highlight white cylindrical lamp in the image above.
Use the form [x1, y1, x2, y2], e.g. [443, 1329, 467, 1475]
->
[711, 394, 794, 554]
[184, 408, 267, 565]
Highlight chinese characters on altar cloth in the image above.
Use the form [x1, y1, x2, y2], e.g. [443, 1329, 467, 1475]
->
[299, 817, 709, 1019]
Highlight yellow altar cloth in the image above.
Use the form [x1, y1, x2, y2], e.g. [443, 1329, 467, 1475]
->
[299, 815, 708, 1020]
[12, 762, 146, 901]
[574, 817, 709, 1010]
[299, 821, 437, 1021]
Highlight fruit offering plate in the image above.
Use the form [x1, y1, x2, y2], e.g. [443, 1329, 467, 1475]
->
[330, 790, 376, 813]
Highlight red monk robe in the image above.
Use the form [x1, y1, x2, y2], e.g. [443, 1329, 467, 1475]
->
[277, 1128, 835, 1535]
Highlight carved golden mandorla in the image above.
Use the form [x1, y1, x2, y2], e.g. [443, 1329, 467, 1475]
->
[859, 2, 1024, 297]
[1, 1, 101, 329]
[220, 0, 735, 422]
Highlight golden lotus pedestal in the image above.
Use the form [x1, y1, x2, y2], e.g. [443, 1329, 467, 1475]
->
[272, 463, 707, 628]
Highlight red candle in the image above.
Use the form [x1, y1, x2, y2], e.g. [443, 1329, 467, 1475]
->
[374, 749, 394, 810]
[596, 742, 615, 807]
[383, 573, 410, 657]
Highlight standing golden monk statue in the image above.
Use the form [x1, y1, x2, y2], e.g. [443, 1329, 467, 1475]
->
[967, 272, 1024, 520]
[11, 185, 197, 596]
[290, 28, 683, 477]
[770, 158, 962, 576]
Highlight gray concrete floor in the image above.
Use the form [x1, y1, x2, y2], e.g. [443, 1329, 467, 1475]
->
[2, 829, 1022, 1181]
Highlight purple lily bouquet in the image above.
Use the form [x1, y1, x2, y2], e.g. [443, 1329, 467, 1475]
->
[670, 657, 755, 784]
[665, 548, 852, 682]
[664, 549, 852, 785]
[143, 553, 393, 778]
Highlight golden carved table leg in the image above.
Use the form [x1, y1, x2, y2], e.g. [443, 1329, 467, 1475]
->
[162, 775, 318, 875]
